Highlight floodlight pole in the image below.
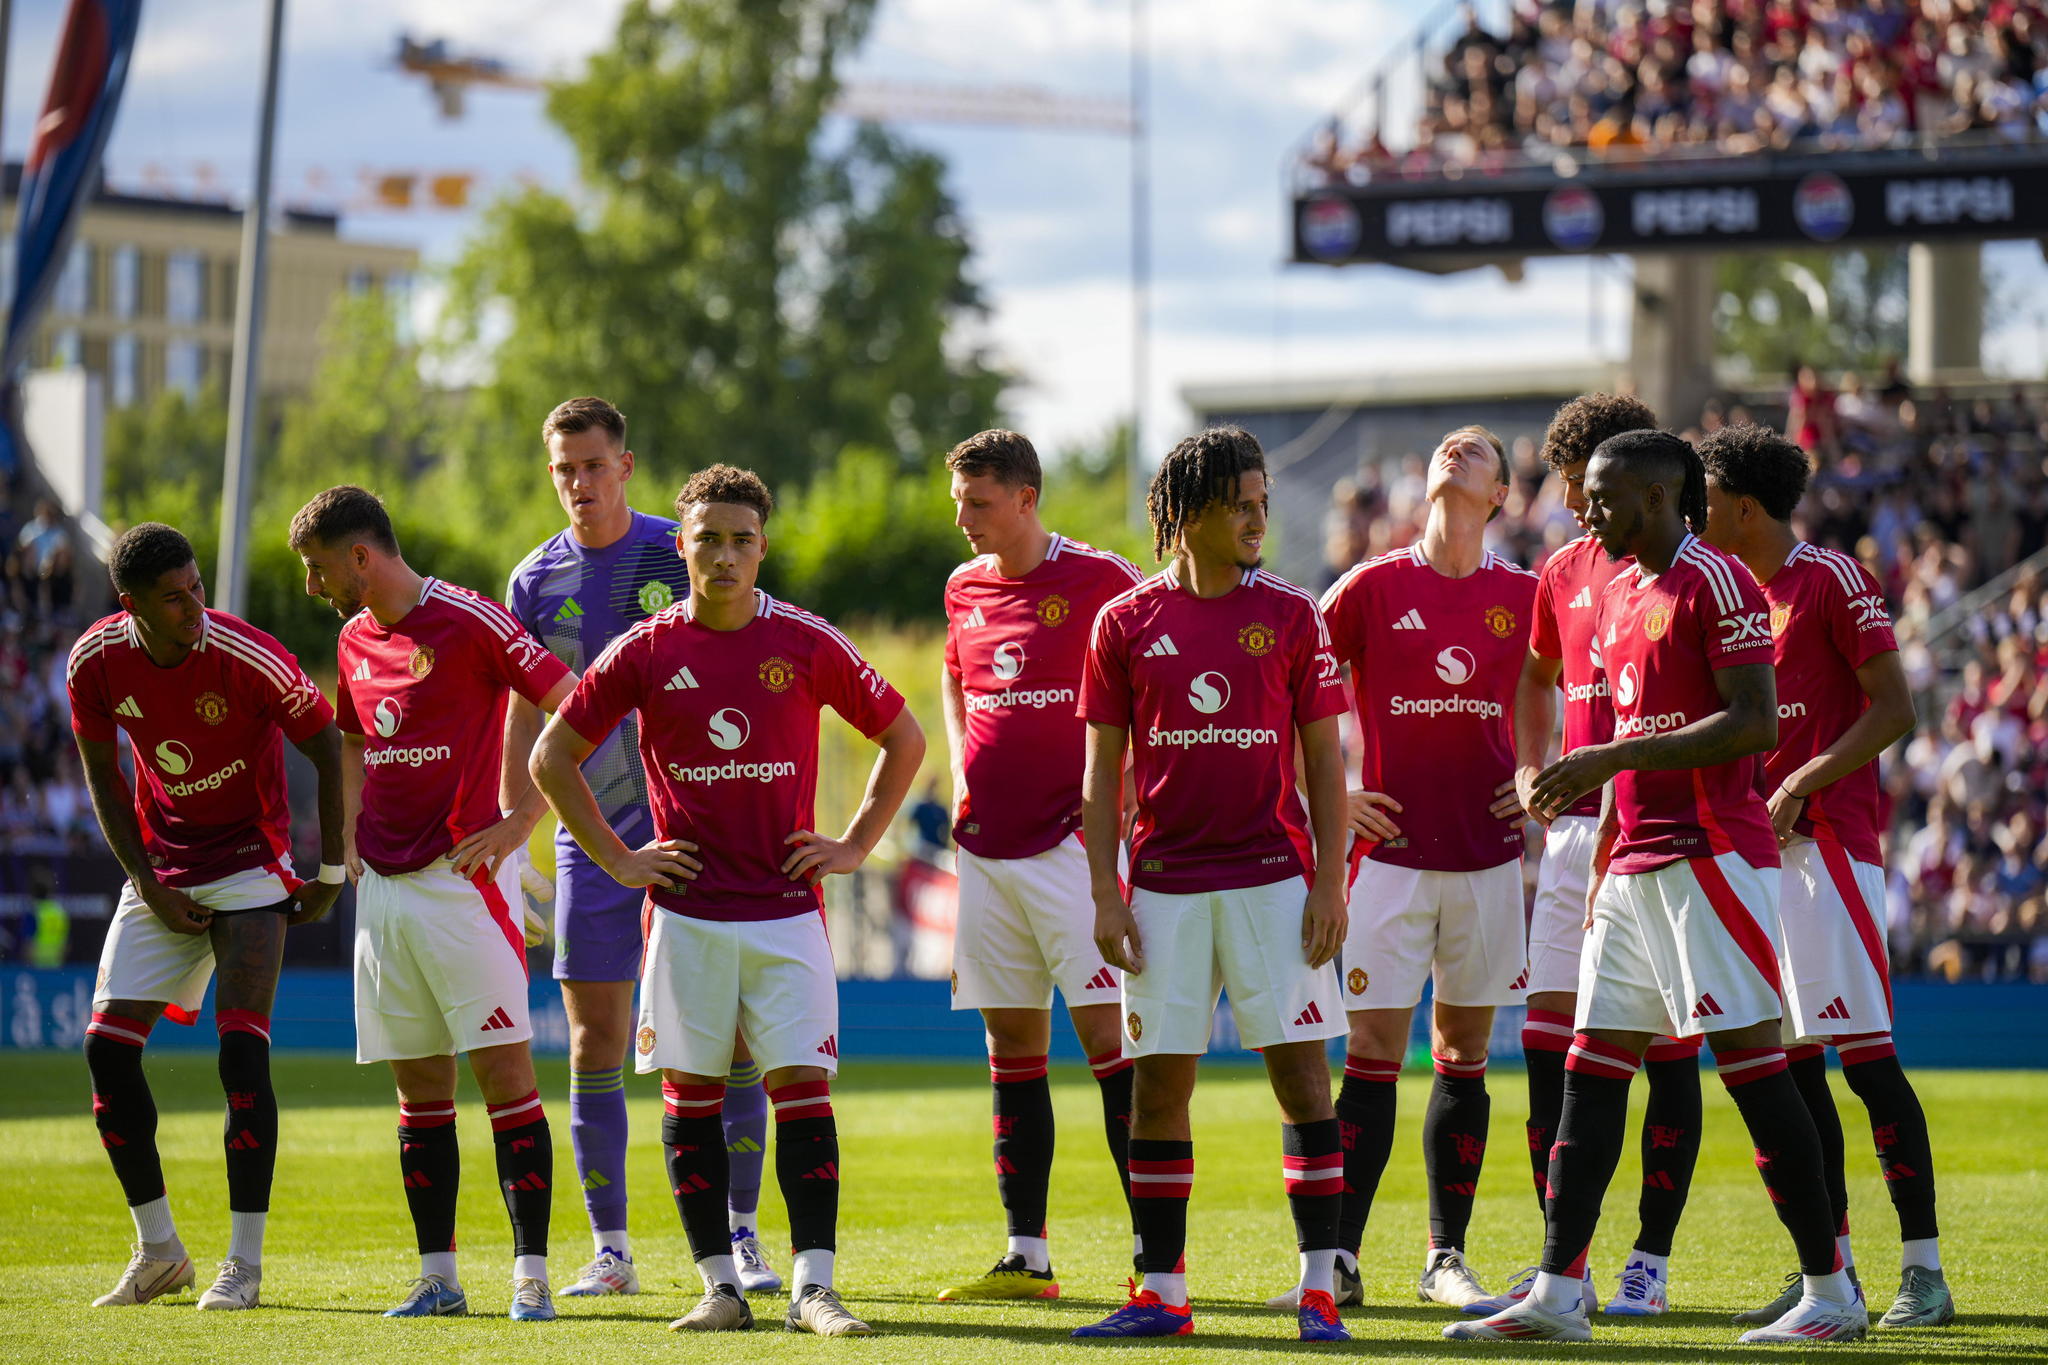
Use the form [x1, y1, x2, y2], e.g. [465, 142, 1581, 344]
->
[1128, 0, 1150, 531]
[217, 0, 287, 616]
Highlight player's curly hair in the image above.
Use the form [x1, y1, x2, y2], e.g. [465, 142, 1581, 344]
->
[1540, 392, 1660, 470]
[676, 463, 775, 524]
[1591, 428, 1708, 532]
[110, 522, 196, 596]
[1698, 422, 1810, 523]
[946, 429, 1042, 493]
[1146, 426, 1266, 563]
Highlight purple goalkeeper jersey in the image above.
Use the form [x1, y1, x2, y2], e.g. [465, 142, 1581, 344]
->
[507, 512, 689, 915]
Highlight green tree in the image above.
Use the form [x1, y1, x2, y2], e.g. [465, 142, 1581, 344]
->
[440, 0, 1005, 505]
[1712, 248, 1911, 380]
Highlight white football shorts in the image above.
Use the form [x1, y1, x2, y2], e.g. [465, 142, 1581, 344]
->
[951, 834, 1121, 1012]
[636, 908, 839, 1078]
[354, 857, 533, 1063]
[1777, 838, 1893, 1042]
[94, 860, 299, 1017]
[1341, 856, 1526, 1010]
[1524, 815, 1599, 997]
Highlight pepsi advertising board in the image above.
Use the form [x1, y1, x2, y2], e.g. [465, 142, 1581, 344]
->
[1294, 155, 2048, 266]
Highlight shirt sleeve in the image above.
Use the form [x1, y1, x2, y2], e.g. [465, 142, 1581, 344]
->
[334, 643, 363, 736]
[247, 640, 335, 744]
[813, 632, 906, 740]
[66, 651, 115, 743]
[1700, 567, 1776, 671]
[1824, 558, 1899, 669]
[1316, 573, 1364, 665]
[942, 580, 963, 681]
[1290, 598, 1349, 726]
[557, 632, 643, 747]
[1530, 562, 1564, 660]
[492, 617, 575, 705]
[1077, 604, 1133, 727]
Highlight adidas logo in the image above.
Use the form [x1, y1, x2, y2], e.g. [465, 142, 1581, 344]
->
[673, 1174, 712, 1195]
[1569, 587, 1592, 609]
[1393, 608, 1425, 630]
[1690, 993, 1724, 1019]
[664, 666, 700, 691]
[582, 1171, 611, 1190]
[962, 606, 986, 630]
[1818, 996, 1852, 1021]
[351, 658, 372, 682]
[554, 597, 584, 624]
[1083, 967, 1117, 991]
[816, 1035, 839, 1059]
[403, 1170, 434, 1189]
[727, 1137, 763, 1154]
[1509, 969, 1528, 991]
[228, 1129, 263, 1151]
[1142, 634, 1180, 658]
[801, 1162, 840, 1181]
[507, 1173, 549, 1192]
[1293, 1001, 1326, 1027]
[115, 695, 143, 719]
[479, 1006, 517, 1032]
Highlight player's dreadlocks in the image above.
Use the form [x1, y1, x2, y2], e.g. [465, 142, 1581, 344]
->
[1146, 425, 1266, 563]
[1591, 428, 1707, 532]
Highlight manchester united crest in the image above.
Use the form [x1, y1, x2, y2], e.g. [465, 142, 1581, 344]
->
[639, 578, 675, 615]
[636, 1025, 657, 1056]
[1770, 602, 1793, 638]
[1483, 605, 1517, 639]
[195, 691, 230, 725]
[1126, 1011, 1144, 1042]
[1037, 594, 1072, 627]
[408, 645, 436, 679]
[1644, 604, 1672, 641]
[1238, 621, 1277, 657]
[758, 656, 796, 693]
[1347, 967, 1369, 995]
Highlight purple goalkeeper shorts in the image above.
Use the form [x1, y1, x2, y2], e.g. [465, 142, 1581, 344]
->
[552, 848, 646, 983]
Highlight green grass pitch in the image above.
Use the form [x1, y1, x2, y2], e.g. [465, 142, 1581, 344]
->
[2, 1053, 2041, 1362]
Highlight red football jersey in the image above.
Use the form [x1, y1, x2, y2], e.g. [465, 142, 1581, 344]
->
[944, 534, 1142, 860]
[1760, 543, 1898, 866]
[1321, 545, 1538, 873]
[67, 609, 333, 887]
[558, 590, 905, 921]
[336, 579, 570, 876]
[1078, 564, 1346, 894]
[1529, 533, 1631, 819]
[1594, 535, 1779, 875]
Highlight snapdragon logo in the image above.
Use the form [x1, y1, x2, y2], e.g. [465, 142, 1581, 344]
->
[966, 686, 1075, 715]
[1433, 647, 1475, 685]
[666, 758, 798, 784]
[365, 744, 452, 768]
[1187, 671, 1231, 714]
[1613, 711, 1690, 737]
[990, 641, 1025, 681]
[373, 697, 402, 739]
[1778, 701, 1808, 719]
[1147, 723, 1279, 751]
[162, 757, 249, 798]
[1388, 695, 1505, 719]
[708, 708, 750, 751]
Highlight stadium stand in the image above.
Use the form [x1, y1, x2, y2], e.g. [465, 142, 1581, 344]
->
[1317, 370, 2048, 983]
[1304, 0, 2047, 185]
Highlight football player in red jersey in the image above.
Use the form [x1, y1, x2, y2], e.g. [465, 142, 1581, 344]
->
[1503, 393, 1706, 1319]
[69, 523, 344, 1310]
[291, 487, 575, 1323]
[1699, 423, 1949, 1330]
[1451, 430, 1857, 1347]
[937, 429, 1144, 1301]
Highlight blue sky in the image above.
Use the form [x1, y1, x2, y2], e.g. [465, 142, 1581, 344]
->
[7, 0, 2043, 452]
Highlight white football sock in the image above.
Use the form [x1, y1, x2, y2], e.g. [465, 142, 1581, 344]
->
[421, 1250, 459, 1285]
[1300, 1249, 1335, 1296]
[513, 1253, 547, 1283]
[131, 1195, 179, 1250]
[1626, 1249, 1668, 1279]
[728, 1209, 757, 1236]
[793, 1248, 835, 1291]
[699, 1254, 741, 1292]
[594, 1228, 630, 1259]
[1805, 1268, 1853, 1304]
[1141, 1271, 1187, 1306]
[1006, 1235, 1050, 1272]
[1531, 1271, 1582, 1314]
[1336, 1248, 1358, 1274]
[1901, 1238, 1941, 1271]
[227, 1211, 266, 1266]
[1836, 1233, 1855, 1269]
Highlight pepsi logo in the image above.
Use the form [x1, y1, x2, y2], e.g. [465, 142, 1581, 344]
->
[1543, 186, 1604, 250]
[1434, 646, 1476, 686]
[1793, 171, 1854, 242]
[373, 697, 402, 738]
[991, 641, 1025, 682]
[708, 708, 751, 751]
[154, 740, 194, 776]
[1300, 194, 1364, 261]
[1187, 671, 1232, 715]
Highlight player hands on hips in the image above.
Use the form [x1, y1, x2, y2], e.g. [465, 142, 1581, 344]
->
[935, 430, 1146, 1303]
[72, 523, 347, 1311]
[293, 486, 576, 1323]
[1070, 427, 1353, 1343]
[530, 464, 925, 1337]
[1291, 426, 1535, 1313]
[1446, 430, 1863, 1347]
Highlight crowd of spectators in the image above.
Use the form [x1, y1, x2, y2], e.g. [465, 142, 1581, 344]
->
[0, 488, 94, 870]
[1305, 0, 2048, 184]
[1320, 365, 2048, 983]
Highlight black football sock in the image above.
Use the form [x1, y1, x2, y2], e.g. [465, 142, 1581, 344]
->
[1127, 1138, 1193, 1274]
[770, 1081, 840, 1257]
[1521, 1010, 1571, 1215]
[1089, 1049, 1137, 1236]
[1789, 1044, 1850, 1244]
[1335, 1056, 1399, 1256]
[990, 1054, 1054, 1243]
[487, 1091, 552, 1258]
[86, 1013, 167, 1210]
[1634, 1040, 1703, 1257]
[1539, 1035, 1637, 1277]
[661, 1081, 732, 1271]
[397, 1101, 461, 1257]
[1715, 1046, 1839, 1276]
[215, 1011, 277, 1213]
[1424, 1054, 1490, 1252]
[1283, 1119, 1343, 1253]
[1838, 1035, 1939, 1242]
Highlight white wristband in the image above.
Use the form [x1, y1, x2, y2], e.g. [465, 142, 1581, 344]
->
[317, 863, 347, 885]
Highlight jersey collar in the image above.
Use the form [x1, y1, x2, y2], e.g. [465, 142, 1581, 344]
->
[1161, 560, 1256, 591]
[677, 588, 772, 624]
[1634, 533, 1697, 586]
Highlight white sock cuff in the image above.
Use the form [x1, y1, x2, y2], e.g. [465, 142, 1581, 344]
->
[131, 1195, 177, 1246]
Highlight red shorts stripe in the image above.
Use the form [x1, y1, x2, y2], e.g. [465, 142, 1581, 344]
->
[470, 865, 529, 980]
[1814, 838, 1893, 1018]
[263, 857, 305, 896]
[1689, 856, 1783, 996]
